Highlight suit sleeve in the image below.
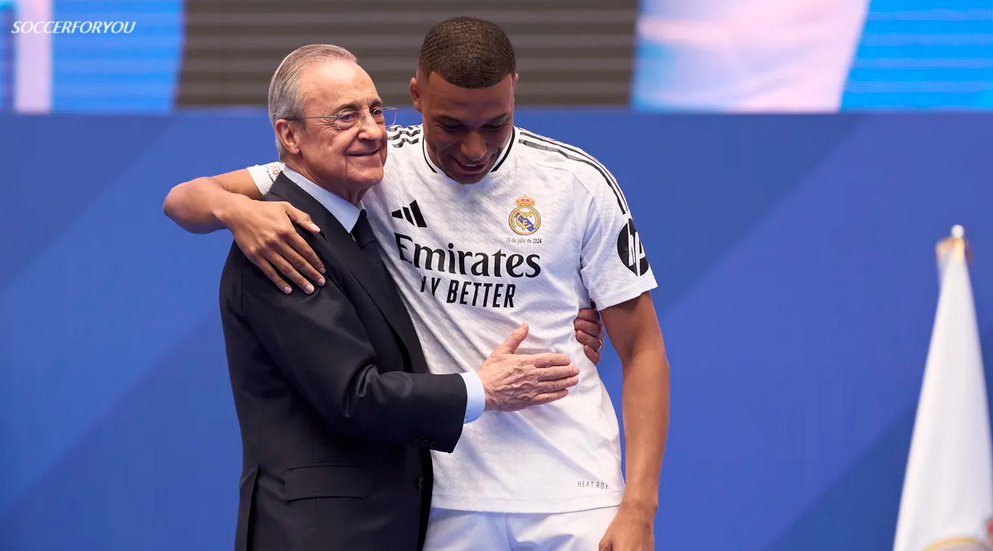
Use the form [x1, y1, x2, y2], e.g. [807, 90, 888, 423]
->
[235, 245, 467, 452]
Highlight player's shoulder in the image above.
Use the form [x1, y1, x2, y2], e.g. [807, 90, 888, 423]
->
[385, 124, 425, 175]
[515, 127, 601, 161]
[514, 127, 628, 211]
[387, 124, 424, 151]
[516, 127, 611, 182]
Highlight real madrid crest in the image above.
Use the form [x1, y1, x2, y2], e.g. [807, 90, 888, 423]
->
[509, 195, 541, 236]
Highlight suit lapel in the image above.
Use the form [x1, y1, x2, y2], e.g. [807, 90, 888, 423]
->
[321, 220, 427, 371]
[268, 175, 424, 365]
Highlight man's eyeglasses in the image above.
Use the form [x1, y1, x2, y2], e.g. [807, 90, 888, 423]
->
[291, 106, 397, 131]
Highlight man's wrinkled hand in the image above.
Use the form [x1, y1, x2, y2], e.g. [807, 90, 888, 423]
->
[227, 199, 326, 294]
[477, 323, 580, 412]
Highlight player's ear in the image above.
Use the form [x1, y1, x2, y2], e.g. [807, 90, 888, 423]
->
[410, 76, 423, 113]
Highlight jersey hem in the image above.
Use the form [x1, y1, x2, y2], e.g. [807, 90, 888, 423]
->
[429, 491, 624, 514]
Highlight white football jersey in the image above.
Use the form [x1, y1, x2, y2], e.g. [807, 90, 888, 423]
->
[247, 125, 657, 513]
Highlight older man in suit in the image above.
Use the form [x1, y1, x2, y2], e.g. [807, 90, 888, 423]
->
[217, 44, 580, 551]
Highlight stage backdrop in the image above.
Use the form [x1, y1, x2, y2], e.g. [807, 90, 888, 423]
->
[0, 112, 991, 551]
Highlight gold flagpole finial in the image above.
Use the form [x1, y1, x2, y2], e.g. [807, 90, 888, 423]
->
[936, 225, 974, 265]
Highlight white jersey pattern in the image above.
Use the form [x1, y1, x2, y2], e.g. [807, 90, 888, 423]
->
[247, 125, 657, 513]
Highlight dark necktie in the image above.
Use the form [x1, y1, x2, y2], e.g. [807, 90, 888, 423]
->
[351, 210, 400, 302]
[354, 209, 423, 373]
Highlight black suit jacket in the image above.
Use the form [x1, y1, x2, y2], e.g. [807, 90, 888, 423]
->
[219, 174, 468, 551]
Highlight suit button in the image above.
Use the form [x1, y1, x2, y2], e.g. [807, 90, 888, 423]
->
[417, 477, 424, 490]
[429, 440, 438, 448]
[413, 439, 422, 446]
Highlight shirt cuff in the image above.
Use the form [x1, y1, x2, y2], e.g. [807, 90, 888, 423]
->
[458, 372, 486, 423]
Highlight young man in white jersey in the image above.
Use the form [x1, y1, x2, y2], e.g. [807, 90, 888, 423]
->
[164, 17, 670, 551]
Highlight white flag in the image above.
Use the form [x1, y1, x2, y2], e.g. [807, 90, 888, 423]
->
[894, 228, 992, 551]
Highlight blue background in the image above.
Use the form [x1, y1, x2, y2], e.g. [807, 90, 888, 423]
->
[50, 0, 183, 111]
[1, 111, 991, 550]
[842, 0, 993, 108]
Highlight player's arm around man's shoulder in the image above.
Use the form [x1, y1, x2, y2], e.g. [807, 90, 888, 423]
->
[163, 164, 328, 294]
[598, 292, 669, 551]
[161, 162, 607, 363]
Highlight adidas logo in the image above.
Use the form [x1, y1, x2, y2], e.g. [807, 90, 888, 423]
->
[391, 200, 427, 228]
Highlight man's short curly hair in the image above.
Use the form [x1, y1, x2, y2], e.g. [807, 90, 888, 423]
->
[417, 17, 516, 89]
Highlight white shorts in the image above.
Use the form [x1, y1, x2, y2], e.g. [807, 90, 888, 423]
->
[423, 506, 619, 551]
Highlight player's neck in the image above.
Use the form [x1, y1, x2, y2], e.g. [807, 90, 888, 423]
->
[425, 129, 517, 184]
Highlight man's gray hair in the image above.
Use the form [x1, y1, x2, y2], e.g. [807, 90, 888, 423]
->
[268, 44, 357, 159]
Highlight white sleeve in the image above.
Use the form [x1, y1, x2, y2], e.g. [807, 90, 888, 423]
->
[246, 162, 285, 195]
[578, 166, 658, 309]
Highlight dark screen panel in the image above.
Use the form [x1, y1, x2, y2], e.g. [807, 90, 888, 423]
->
[176, 0, 637, 107]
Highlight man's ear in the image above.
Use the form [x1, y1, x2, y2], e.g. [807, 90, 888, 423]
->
[275, 119, 303, 155]
[410, 76, 423, 113]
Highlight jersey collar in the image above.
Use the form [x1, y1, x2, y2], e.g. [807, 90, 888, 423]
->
[420, 126, 518, 182]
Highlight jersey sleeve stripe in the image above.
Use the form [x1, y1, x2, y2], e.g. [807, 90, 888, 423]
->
[388, 125, 422, 139]
[389, 137, 420, 148]
[388, 129, 421, 139]
[388, 124, 423, 149]
[518, 130, 629, 212]
[517, 137, 628, 214]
